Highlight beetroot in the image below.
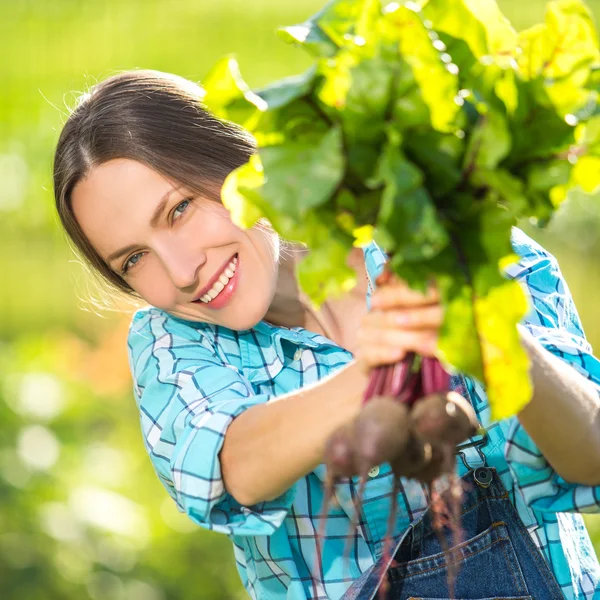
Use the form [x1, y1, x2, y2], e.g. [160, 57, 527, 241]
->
[320, 309, 481, 598]
[410, 391, 478, 447]
[352, 396, 410, 474]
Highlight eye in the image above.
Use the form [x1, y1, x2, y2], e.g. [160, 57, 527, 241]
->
[172, 198, 192, 222]
[121, 252, 145, 275]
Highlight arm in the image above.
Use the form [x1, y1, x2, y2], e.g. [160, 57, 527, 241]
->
[129, 307, 372, 528]
[221, 359, 369, 506]
[499, 230, 600, 498]
[517, 326, 600, 486]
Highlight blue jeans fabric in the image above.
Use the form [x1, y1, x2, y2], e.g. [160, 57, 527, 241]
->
[342, 468, 564, 600]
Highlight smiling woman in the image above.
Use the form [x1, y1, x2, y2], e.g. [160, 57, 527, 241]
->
[54, 70, 256, 296]
[52, 68, 600, 600]
[54, 71, 287, 331]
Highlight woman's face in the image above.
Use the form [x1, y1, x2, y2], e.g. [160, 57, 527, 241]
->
[71, 158, 280, 330]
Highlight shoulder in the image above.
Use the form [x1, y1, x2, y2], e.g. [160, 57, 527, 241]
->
[126, 307, 221, 379]
[128, 306, 217, 347]
[126, 307, 250, 381]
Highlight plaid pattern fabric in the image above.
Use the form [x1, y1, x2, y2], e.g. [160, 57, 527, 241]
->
[127, 227, 600, 600]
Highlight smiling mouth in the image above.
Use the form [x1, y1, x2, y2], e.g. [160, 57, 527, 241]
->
[194, 253, 239, 304]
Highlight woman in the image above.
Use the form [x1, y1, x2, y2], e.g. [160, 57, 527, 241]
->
[53, 69, 600, 600]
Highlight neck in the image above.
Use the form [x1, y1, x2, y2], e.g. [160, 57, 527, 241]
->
[263, 243, 315, 330]
[262, 243, 368, 338]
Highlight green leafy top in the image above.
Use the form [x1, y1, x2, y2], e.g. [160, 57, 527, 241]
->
[202, 0, 599, 421]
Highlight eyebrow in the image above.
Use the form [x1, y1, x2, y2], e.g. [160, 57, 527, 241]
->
[105, 185, 180, 266]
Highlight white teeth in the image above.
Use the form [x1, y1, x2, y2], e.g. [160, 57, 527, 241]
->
[198, 255, 238, 303]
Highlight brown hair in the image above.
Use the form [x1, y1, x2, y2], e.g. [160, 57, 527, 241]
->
[53, 69, 256, 299]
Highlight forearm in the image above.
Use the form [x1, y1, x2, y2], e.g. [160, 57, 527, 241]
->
[517, 325, 600, 485]
[221, 359, 369, 506]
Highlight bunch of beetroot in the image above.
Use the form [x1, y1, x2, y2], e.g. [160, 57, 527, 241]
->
[319, 270, 480, 597]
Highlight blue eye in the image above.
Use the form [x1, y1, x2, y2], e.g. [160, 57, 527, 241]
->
[122, 252, 144, 274]
[173, 199, 191, 220]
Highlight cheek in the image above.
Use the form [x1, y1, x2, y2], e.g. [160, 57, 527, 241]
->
[130, 263, 177, 309]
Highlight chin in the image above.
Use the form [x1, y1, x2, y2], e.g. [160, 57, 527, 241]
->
[224, 307, 268, 332]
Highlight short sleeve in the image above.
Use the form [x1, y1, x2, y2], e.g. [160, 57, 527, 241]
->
[503, 230, 600, 513]
[127, 309, 296, 536]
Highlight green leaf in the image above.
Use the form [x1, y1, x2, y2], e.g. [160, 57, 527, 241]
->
[571, 156, 600, 193]
[255, 68, 317, 111]
[471, 168, 529, 217]
[575, 114, 600, 152]
[464, 109, 511, 170]
[273, 208, 357, 307]
[297, 236, 357, 307]
[526, 160, 572, 195]
[201, 55, 266, 129]
[203, 0, 599, 424]
[340, 57, 395, 143]
[517, 0, 599, 80]
[508, 85, 576, 163]
[252, 99, 330, 148]
[277, 0, 380, 58]
[352, 224, 375, 247]
[385, 5, 460, 132]
[421, 0, 517, 62]
[317, 48, 361, 110]
[277, 2, 339, 59]
[437, 206, 531, 421]
[315, 0, 380, 48]
[437, 276, 484, 381]
[473, 279, 532, 420]
[375, 143, 449, 261]
[221, 155, 266, 229]
[586, 65, 600, 93]
[259, 126, 345, 219]
[403, 130, 464, 199]
[494, 68, 519, 115]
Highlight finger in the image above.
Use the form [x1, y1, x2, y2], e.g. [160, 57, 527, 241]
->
[364, 305, 444, 330]
[377, 329, 439, 356]
[371, 281, 439, 310]
[358, 328, 439, 358]
[355, 344, 408, 372]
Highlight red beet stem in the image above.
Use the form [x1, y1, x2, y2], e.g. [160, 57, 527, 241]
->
[390, 356, 411, 397]
[382, 363, 396, 395]
[421, 356, 434, 396]
[363, 365, 386, 404]
[435, 359, 450, 392]
[421, 357, 451, 396]
[397, 358, 421, 405]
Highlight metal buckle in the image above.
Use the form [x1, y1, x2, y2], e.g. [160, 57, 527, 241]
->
[455, 430, 489, 471]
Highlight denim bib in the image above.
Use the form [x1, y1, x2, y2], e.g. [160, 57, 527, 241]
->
[342, 457, 565, 600]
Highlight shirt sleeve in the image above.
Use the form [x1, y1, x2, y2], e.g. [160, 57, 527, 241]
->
[503, 231, 600, 514]
[127, 309, 296, 536]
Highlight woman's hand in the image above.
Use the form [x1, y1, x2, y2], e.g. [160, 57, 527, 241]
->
[355, 272, 444, 375]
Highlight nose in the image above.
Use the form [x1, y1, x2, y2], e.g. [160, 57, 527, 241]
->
[158, 241, 206, 293]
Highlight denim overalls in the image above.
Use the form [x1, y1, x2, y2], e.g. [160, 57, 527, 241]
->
[341, 438, 565, 600]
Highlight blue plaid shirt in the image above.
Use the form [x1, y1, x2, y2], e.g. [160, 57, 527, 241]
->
[127, 227, 600, 600]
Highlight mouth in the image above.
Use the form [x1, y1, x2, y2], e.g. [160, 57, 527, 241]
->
[192, 253, 239, 309]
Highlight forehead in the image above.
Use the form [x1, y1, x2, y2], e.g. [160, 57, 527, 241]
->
[71, 158, 178, 258]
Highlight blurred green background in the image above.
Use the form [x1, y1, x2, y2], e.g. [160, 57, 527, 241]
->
[1, 1, 599, 598]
